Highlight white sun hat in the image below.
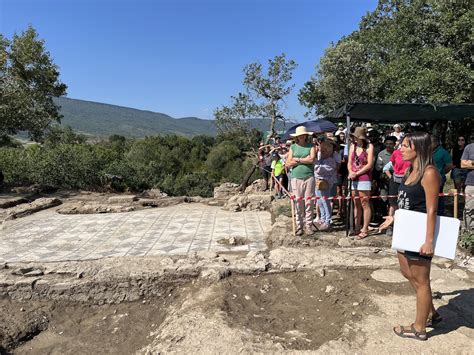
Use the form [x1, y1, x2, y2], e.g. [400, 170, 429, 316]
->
[290, 126, 314, 137]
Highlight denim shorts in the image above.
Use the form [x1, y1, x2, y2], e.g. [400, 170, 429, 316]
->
[351, 180, 372, 191]
[451, 168, 468, 182]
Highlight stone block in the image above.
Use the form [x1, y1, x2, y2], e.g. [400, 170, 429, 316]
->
[213, 183, 240, 199]
[107, 195, 139, 204]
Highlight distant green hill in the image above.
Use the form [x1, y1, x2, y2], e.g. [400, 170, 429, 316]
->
[54, 97, 286, 138]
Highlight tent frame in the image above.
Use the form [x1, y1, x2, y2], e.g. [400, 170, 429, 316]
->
[333, 102, 474, 237]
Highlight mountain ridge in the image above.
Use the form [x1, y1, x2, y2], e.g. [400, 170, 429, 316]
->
[54, 97, 285, 138]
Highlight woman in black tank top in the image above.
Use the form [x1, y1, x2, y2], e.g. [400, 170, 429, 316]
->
[379, 132, 441, 341]
[397, 176, 426, 213]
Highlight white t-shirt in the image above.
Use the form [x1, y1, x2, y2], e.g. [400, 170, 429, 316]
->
[392, 131, 403, 141]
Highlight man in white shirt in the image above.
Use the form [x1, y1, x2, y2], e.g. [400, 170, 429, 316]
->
[335, 123, 346, 136]
[392, 124, 404, 144]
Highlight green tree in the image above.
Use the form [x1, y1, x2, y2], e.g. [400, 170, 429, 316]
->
[44, 125, 87, 146]
[299, 39, 373, 115]
[215, 54, 297, 138]
[299, 0, 473, 115]
[214, 54, 296, 191]
[214, 93, 256, 137]
[0, 26, 67, 141]
[243, 53, 297, 137]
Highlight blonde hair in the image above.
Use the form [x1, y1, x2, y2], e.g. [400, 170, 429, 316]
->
[403, 132, 433, 184]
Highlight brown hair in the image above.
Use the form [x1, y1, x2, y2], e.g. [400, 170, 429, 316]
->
[403, 132, 434, 184]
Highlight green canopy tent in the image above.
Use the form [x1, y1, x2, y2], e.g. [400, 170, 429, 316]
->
[326, 103, 474, 122]
[325, 102, 474, 237]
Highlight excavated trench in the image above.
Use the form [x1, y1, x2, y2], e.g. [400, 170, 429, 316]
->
[0, 267, 414, 354]
[1, 192, 472, 353]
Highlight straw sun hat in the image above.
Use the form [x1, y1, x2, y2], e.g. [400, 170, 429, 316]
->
[290, 126, 313, 137]
[351, 127, 369, 141]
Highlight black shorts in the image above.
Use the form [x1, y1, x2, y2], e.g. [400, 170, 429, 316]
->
[260, 166, 271, 180]
[388, 179, 400, 208]
[401, 250, 433, 262]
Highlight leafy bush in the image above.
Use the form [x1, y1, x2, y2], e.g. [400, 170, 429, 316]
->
[0, 134, 257, 196]
[0, 144, 118, 189]
[460, 230, 474, 254]
[0, 146, 36, 185]
[161, 172, 214, 197]
[205, 141, 242, 181]
[0, 135, 22, 148]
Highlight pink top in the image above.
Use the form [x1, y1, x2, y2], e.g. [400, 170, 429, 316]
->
[390, 149, 411, 176]
[351, 147, 372, 182]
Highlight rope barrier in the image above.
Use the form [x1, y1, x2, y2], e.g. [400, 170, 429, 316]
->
[259, 165, 292, 198]
[259, 164, 469, 237]
[289, 192, 473, 202]
[258, 165, 472, 202]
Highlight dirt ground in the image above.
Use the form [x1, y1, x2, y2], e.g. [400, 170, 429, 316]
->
[219, 269, 411, 350]
[1, 289, 177, 354]
[1, 187, 473, 354]
[1, 266, 462, 354]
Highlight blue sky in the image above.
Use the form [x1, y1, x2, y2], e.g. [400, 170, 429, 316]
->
[1, 0, 378, 121]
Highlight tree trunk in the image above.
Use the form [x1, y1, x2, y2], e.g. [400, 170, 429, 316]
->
[239, 162, 258, 192]
[270, 101, 277, 138]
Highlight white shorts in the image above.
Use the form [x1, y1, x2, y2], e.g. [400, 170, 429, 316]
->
[351, 180, 371, 191]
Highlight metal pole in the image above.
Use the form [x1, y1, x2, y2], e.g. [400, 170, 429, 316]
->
[345, 113, 351, 146]
[345, 113, 354, 237]
[346, 180, 352, 237]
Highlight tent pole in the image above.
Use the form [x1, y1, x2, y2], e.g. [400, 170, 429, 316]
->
[345, 113, 354, 237]
[345, 113, 351, 146]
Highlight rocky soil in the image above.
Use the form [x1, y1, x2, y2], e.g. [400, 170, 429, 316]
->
[0, 247, 472, 354]
[0, 184, 472, 354]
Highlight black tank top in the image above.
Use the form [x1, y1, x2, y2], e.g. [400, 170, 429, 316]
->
[397, 176, 426, 213]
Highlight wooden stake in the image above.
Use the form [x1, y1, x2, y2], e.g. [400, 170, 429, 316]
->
[451, 188, 458, 219]
[291, 198, 297, 236]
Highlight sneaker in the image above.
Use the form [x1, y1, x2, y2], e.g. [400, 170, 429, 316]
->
[304, 226, 314, 235]
[295, 228, 304, 236]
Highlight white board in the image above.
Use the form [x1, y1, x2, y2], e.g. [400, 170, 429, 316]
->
[392, 209, 461, 260]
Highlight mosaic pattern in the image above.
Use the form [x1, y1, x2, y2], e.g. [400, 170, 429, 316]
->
[0, 205, 271, 263]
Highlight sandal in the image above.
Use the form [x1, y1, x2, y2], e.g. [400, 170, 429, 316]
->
[355, 231, 369, 240]
[426, 312, 442, 327]
[393, 324, 427, 341]
[348, 230, 361, 237]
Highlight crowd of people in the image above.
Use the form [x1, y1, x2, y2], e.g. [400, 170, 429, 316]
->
[258, 123, 473, 237]
[258, 123, 474, 342]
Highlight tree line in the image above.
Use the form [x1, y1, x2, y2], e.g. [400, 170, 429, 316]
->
[0, 0, 471, 194]
[0, 130, 260, 196]
[217, 0, 472, 140]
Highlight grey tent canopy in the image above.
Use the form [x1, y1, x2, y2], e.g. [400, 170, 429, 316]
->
[326, 103, 474, 122]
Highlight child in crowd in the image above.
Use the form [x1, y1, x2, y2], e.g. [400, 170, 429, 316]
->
[271, 152, 285, 199]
